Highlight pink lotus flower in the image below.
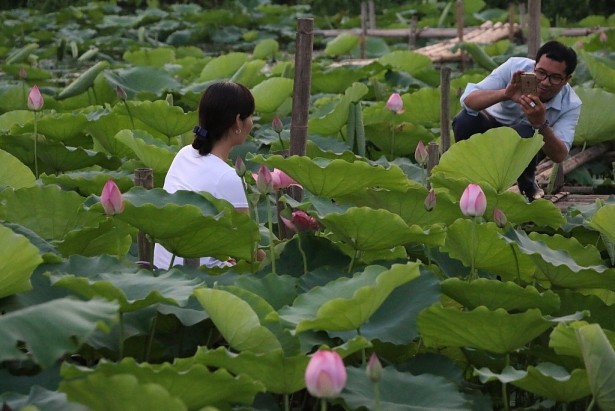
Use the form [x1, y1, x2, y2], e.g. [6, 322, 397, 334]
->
[460, 183, 487, 217]
[366, 352, 383, 383]
[27, 85, 44, 111]
[281, 210, 320, 233]
[415, 140, 428, 165]
[116, 85, 128, 101]
[101, 180, 124, 215]
[305, 350, 347, 399]
[234, 155, 246, 177]
[272, 115, 284, 134]
[424, 189, 436, 212]
[386, 92, 404, 114]
[254, 165, 274, 194]
[493, 207, 507, 228]
[271, 169, 299, 190]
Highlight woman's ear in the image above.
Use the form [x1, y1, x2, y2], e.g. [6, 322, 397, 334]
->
[234, 114, 243, 132]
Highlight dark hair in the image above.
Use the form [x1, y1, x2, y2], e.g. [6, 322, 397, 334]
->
[535, 40, 577, 76]
[192, 81, 255, 155]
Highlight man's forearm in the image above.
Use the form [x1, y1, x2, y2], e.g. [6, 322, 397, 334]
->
[539, 126, 568, 163]
[463, 89, 508, 112]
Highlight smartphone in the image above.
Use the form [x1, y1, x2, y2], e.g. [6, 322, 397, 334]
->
[520, 72, 538, 95]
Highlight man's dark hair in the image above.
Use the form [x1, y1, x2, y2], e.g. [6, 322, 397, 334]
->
[535, 40, 577, 75]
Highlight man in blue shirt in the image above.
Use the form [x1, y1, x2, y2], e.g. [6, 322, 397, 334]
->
[453, 40, 582, 201]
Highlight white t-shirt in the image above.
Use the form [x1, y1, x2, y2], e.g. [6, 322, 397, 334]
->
[153, 145, 248, 270]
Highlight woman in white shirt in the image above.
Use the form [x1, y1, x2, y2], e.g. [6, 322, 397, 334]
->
[154, 81, 259, 269]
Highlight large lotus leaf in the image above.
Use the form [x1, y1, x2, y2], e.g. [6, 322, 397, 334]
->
[557, 289, 615, 332]
[60, 374, 186, 411]
[123, 47, 176, 67]
[308, 82, 369, 136]
[0, 148, 36, 189]
[104, 67, 181, 100]
[250, 77, 294, 113]
[442, 220, 535, 281]
[324, 33, 360, 57]
[85, 112, 138, 157]
[574, 88, 615, 145]
[114, 129, 177, 175]
[199, 52, 249, 81]
[340, 366, 468, 411]
[431, 129, 543, 193]
[3, 221, 62, 264]
[430, 174, 565, 228]
[230, 60, 267, 88]
[364, 121, 434, 158]
[0, 386, 87, 411]
[25, 112, 90, 144]
[378, 50, 433, 76]
[37, 142, 121, 173]
[191, 346, 307, 394]
[252, 39, 279, 59]
[0, 185, 99, 241]
[124, 100, 196, 138]
[442, 278, 560, 314]
[0, 109, 33, 133]
[278, 263, 420, 333]
[194, 287, 282, 353]
[580, 50, 615, 92]
[57, 218, 135, 258]
[40, 170, 135, 197]
[403, 87, 442, 127]
[587, 204, 615, 246]
[417, 305, 554, 354]
[0, 298, 118, 368]
[336, 185, 461, 227]
[234, 272, 298, 311]
[113, 187, 258, 261]
[0, 224, 42, 298]
[311, 64, 377, 94]
[502, 230, 615, 290]
[550, 321, 615, 358]
[248, 154, 412, 197]
[576, 324, 615, 410]
[62, 357, 264, 408]
[320, 207, 446, 251]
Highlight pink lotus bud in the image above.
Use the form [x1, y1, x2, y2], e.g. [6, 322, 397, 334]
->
[234, 155, 246, 177]
[415, 140, 428, 165]
[254, 165, 274, 194]
[493, 207, 507, 228]
[272, 115, 284, 134]
[366, 352, 383, 383]
[424, 189, 436, 212]
[386, 92, 404, 114]
[305, 350, 347, 399]
[19, 67, 27, 79]
[101, 180, 124, 215]
[27, 85, 44, 111]
[271, 168, 299, 190]
[116, 85, 128, 101]
[460, 183, 487, 217]
[283, 210, 319, 233]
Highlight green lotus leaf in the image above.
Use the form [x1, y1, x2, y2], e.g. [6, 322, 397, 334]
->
[575, 88, 615, 145]
[194, 287, 282, 353]
[341, 366, 468, 411]
[28, 112, 90, 144]
[62, 356, 264, 409]
[580, 50, 615, 92]
[321, 207, 446, 251]
[248, 154, 412, 198]
[252, 38, 279, 59]
[557, 289, 615, 332]
[0, 185, 99, 241]
[442, 220, 536, 281]
[312, 64, 377, 94]
[0, 148, 36, 189]
[123, 47, 176, 68]
[511, 363, 591, 402]
[442, 278, 560, 313]
[192, 346, 307, 394]
[60, 374, 186, 411]
[199, 52, 249, 81]
[403, 87, 442, 127]
[234, 272, 298, 311]
[114, 129, 178, 177]
[308, 82, 369, 136]
[324, 33, 360, 57]
[550, 321, 615, 358]
[576, 324, 615, 410]
[378, 50, 433, 76]
[0, 386, 83, 411]
[587, 204, 615, 246]
[0, 298, 118, 368]
[124, 100, 196, 138]
[85, 112, 138, 157]
[104, 67, 181, 100]
[40, 170, 134, 197]
[364, 121, 434, 158]
[0, 109, 33, 133]
[113, 187, 258, 261]
[502, 230, 615, 289]
[0, 224, 42, 298]
[278, 263, 420, 333]
[230, 60, 267, 88]
[36, 142, 121, 173]
[250, 77, 293, 113]
[474, 365, 528, 384]
[57, 218, 135, 258]
[417, 305, 553, 354]
[430, 174, 565, 228]
[3, 222, 63, 264]
[432, 129, 543, 193]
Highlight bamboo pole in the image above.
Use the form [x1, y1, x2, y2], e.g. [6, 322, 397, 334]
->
[360, 2, 367, 59]
[134, 168, 154, 269]
[440, 67, 452, 153]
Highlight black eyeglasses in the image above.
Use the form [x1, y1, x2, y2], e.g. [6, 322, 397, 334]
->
[534, 69, 566, 85]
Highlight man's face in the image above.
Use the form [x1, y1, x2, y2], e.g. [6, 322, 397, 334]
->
[534, 55, 570, 101]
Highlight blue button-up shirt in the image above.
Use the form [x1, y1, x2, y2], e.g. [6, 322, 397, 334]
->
[460, 56, 582, 150]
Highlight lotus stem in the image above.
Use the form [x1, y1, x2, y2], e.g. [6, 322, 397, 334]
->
[320, 399, 327, 411]
[389, 125, 395, 158]
[266, 197, 276, 275]
[586, 397, 595, 411]
[168, 254, 176, 271]
[348, 249, 359, 273]
[469, 217, 477, 281]
[118, 312, 124, 360]
[277, 132, 285, 150]
[511, 243, 521, 284]
[373, 382, 381, 411]
[297, 234, 308, 275]
[123, 100, 135, 129]
[502, 353, 510, 411]
[33, 111, 39, 178]
[144, 314, 158, 362]
[284, 393, 290, 411]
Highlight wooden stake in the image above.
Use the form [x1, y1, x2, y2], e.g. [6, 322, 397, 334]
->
[527, 0, 541, 58]
[368, 0, 376, 30]
[360, 2, 367, 59]
[440, 66, 452, 153]
[134, 168, 154, 269]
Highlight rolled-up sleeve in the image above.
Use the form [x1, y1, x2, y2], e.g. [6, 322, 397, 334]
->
[551, 105, 581, 151]
[460, 59, 517, 115]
